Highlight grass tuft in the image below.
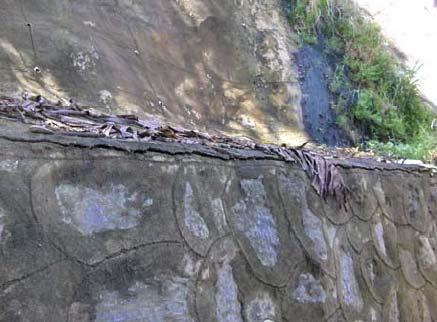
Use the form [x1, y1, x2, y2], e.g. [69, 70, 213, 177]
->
[289, 0, 436, 162]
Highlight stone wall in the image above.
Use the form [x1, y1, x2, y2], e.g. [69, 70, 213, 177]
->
[0, 124, 436, 321]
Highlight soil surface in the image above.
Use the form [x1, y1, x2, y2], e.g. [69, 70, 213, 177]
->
[0, 0, 307, 145]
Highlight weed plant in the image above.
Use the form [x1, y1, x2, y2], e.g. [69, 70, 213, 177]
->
[290, 0, 436, 162]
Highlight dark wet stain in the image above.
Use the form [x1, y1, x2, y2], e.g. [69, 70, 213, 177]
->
[296, 40, 351, 147]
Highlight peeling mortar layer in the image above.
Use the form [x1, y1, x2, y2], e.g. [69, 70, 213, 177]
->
[0, 120, 433, 173]
[1, 123, 437, 322]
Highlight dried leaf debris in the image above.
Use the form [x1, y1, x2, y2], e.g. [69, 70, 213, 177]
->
[0, 95, 349, 204]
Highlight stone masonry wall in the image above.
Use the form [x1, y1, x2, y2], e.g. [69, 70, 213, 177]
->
[0, 130, 437, 321]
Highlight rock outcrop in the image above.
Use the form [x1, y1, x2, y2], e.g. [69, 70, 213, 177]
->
[1, 119, 436, 321]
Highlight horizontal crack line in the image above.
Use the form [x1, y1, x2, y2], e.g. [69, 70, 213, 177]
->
[0, 259, 65, 291]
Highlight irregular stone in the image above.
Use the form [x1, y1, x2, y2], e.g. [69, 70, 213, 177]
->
[346, 216, 371, 253]
[278, 173, 335, 276]
[374, 222, 388, 258]
[0, 172, 67, 289]
[211, 238, 239, 265]
[0, 261, 81, 322]
[326, 309, 347, 322]
[302, 209, 329, 262]
[82, 242, 193, 319]
[55, 184, 144, 236]
[323, 220, 337, 251]
[225, 168, 305, 287]
[334, 230, 364, 320]
[215, 262, 243, 322]
[397, 280, 432, 322]
[292, 273, 326, 304]
[382, 285, 400, 322]
[31, 159, 181, 265]
[399, 248, 426, 289]
[417, 236, 437, 268]
[0, 159, 19, 172]
[67, 302, 92, 322]
[211, 198, 229, 235]
[320, 274, 340, 318]
[367, 305, 383, 322]
[277, 173, 307, 209]
[346, 171, 379, 221]
[426, 180, 437, 218]
[360, 243, 396, 304]
[338, 249, 364, 312]
[95, 278, 193, 322]
[180, 253, 202, 278]
[195, 238, 242, 322]
[373, 176, 407, 225]
[0, 205, 6, 242]
[183, 182, 210, 240]
[312, 189, 352, 225]
[355, 296, 383, 322]
[282, 265, 325, 321]
[417, 235, 437, 287]
[232, 177, 279, 267]
[422, 284, 437, 321]
[371, 212, 400, 269]
[245, 294, 277, 322]
[404, 178, 429, 232]
[174, 165, 231, 256]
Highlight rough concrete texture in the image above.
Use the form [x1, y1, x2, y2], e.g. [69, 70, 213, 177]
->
[1, 120, 437, 321]
[0, 0, 306, 145]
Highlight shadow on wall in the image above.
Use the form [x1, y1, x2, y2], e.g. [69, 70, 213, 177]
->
[0, 0, 308, 145]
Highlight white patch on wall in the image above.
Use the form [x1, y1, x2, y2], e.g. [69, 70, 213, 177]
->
[161, 164, 179, 174]
[418, 236, 437, 268]
[215, 262, 243, 322]
[211, 198, 228, 235]
[303, 209, 328, 261]
[184, 182, 209, 239]
[246, 294, 277, 322]
[339, 249, 364, 312]
[95, 277, 193, 322]
[83, 21, 96, 27]
[55, 184, 150, 235]
[293, 273, 326, 304]
[374, 223, 387, 257]
[0, 207, 5, 241]
[181, 253, 202, 277]
[0, 160, 18, 172]
[143, 198, 153, 208]
[232, 178, 279, 267]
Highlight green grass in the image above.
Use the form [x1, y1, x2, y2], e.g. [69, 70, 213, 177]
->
[365, 135, 437, 162]
[289, 0, 437, 162]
